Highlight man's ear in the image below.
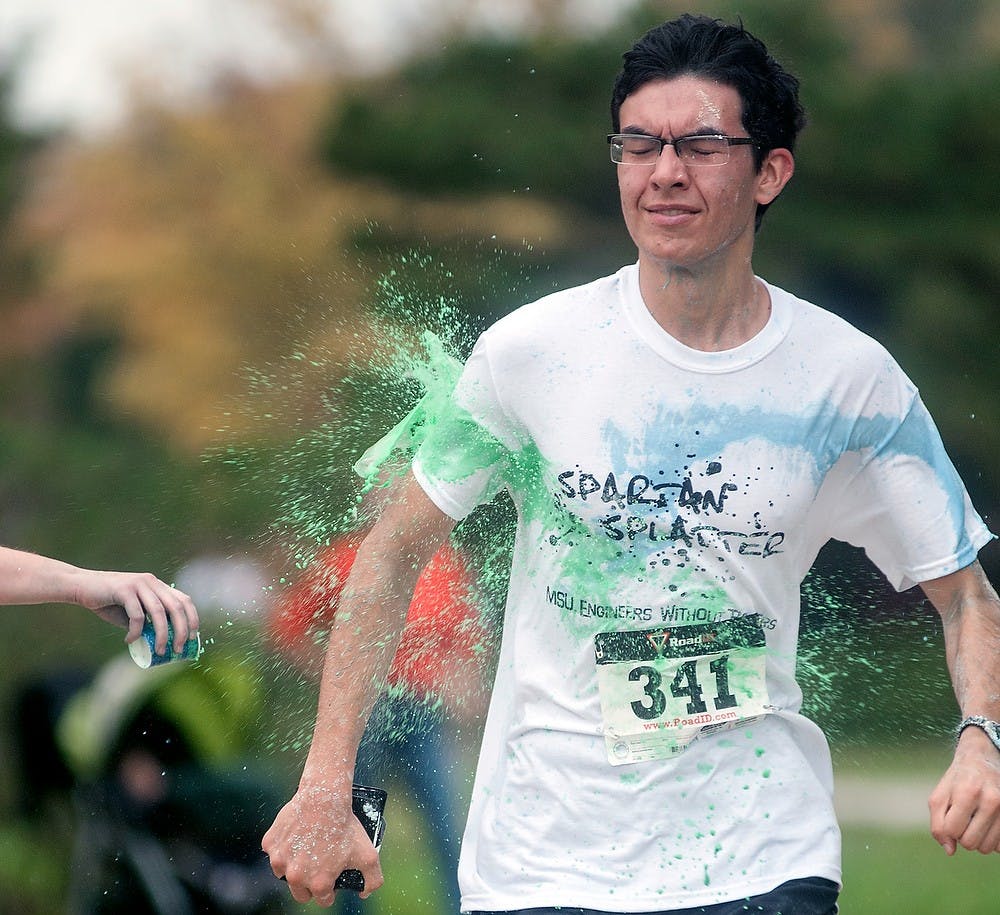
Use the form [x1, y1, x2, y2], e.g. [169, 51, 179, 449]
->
[755, 148, 795, 206]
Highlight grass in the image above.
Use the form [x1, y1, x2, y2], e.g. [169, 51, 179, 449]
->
[3, 793, 998, 915]
[0, 820, 73, 915]
[289, 783, 1000, 915]
[832, 746, 998, 913]
[314, 822, 1000, 915]
[840, 827, 1000, 915]
[1, 738, 993, 914]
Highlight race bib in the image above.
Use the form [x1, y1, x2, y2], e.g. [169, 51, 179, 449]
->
[595, 615, 772, 766]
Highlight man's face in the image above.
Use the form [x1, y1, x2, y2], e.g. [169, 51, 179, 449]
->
[615, 75, 786, 277]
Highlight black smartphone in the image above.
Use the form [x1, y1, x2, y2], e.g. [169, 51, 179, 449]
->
[333, 784, 388, 893]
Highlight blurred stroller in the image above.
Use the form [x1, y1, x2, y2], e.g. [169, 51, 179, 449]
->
[14, 651, 288, 914]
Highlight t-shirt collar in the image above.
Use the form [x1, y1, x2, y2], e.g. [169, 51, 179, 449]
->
[620, 262, 792, 374]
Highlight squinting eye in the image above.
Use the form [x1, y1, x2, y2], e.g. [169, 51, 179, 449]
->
[681, 138, 726, 157]
[624, 140, 659, 156]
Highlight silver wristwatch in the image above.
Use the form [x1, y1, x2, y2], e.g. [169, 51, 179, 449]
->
[957, 715, 1000, 752]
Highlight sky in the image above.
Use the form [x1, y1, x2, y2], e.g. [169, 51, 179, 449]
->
[0, 0, 635, 135]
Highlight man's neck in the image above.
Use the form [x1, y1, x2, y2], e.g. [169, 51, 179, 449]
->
[637, 260, 770, 352]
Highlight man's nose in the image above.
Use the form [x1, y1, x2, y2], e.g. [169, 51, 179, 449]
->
[650, 143, 689, 185]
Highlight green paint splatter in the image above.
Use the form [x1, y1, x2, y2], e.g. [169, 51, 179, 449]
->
[212, 243, 961, 761]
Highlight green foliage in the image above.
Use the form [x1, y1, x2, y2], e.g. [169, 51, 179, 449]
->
[349, 224, 627, 334]
[322, 36, 622, 214]
[0, 66, 46, 324]
[0, 414, 262, 573]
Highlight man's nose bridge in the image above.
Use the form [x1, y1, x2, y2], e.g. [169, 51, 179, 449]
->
[652, 140, 687, 179]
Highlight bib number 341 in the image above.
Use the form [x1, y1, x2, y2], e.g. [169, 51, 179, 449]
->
[594, 617, 771, 765]
[630, 655, 738, 720]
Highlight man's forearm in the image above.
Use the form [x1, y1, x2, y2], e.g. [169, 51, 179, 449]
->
[297, 478, 457, 788]
[924, 562, 1000, 718]
[298, 556, 419, 787]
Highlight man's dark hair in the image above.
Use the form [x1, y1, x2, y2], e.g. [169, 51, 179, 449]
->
[611, 14, 807, 228]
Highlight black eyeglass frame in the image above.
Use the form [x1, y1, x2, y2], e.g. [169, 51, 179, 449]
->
[607, 133, 757, 166]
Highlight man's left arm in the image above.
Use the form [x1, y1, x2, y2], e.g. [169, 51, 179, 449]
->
[921, 560, 1000, 855]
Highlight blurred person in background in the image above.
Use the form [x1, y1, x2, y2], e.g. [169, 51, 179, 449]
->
[264, 13, 1000, 915]
[0, 544, 199, 656]
[266, 505, 492, 915]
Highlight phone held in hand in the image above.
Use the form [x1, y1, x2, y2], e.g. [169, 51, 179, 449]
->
[334, 784, 388, 893]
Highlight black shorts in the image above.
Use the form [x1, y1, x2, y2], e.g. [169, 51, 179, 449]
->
[465, 876, 839, 915]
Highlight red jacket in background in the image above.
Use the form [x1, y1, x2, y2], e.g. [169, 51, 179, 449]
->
[267, 536, 486, 705]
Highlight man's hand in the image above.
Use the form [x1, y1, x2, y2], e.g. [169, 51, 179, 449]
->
[929, 725, 1000, 855]
[263, 783, 383, 908]
[75, 568, 199, 655]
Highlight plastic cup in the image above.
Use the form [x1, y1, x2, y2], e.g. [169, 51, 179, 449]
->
[128, 617, 201, 668]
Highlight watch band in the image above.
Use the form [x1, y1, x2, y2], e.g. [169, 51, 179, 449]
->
[957, 715, 1000, 752]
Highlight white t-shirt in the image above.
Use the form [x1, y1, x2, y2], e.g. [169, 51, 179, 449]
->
[412, 263, 993, 912]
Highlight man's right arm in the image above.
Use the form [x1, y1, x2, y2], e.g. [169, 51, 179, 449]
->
[262, 472, 456, 908]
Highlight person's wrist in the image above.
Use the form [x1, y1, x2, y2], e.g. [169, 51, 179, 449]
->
[299, 756, 355, 795]
[956, 715, 1000, 753]
[295, 781, 354, 803]
[64, 563, 94, 608]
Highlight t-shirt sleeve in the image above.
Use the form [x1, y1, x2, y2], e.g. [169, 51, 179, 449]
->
[412, 333, 522, 521]
[824, 391, 994, 591]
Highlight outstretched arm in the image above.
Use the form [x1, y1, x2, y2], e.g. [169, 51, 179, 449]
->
[263, 472, 456, 907]
[922, 560, 1000, 855]
[0, 545, 198, 654]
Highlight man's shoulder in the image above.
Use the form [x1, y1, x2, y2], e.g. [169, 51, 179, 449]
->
[772, 283, 894, 362]
[768, 283, 918, 406]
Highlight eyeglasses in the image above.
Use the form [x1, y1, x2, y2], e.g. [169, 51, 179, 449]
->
[607, 133, 756, 167]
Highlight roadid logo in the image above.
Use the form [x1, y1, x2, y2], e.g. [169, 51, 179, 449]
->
[644, 628, 718, 655]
